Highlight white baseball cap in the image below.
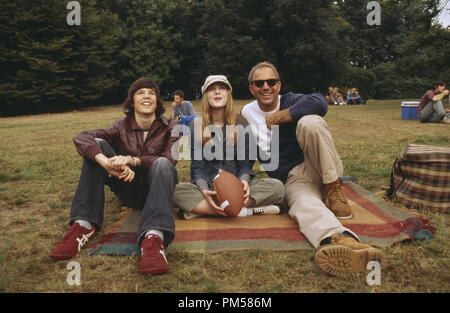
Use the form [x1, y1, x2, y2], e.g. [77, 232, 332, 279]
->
[201, 75, 232, 94]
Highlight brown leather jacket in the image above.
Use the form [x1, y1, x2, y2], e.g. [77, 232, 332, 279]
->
[73, 116, 179, 169]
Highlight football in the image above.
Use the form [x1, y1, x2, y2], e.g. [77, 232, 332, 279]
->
[212, 170, 245, 216]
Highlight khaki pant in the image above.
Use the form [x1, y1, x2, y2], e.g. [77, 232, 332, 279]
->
[285, 115, 358, 248]
[174, 178, 285, 213]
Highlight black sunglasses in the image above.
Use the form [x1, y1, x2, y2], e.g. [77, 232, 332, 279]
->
[251, 79, 279, 88]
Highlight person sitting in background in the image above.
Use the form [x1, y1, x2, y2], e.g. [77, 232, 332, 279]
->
[327, 87, 343, 105]
[418, 81, 450, 124]
[171, 90, 196, 123]
[333, 87, 346, 105]
[173, 75, 285, 219]
[352, 89, 362, 104]
[326, 87, 334, 105]
[346, 88, 353, 104]
[347, 88, 362, 105]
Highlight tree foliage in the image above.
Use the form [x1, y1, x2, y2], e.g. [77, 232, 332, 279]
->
[106, 0, 185, 93]
[1, 0, 448, 115]
[266, 0, 352, 94]
[0, 0, 121, 116]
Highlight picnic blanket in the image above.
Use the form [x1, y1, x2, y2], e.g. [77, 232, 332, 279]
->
[88, 180, 427, 256]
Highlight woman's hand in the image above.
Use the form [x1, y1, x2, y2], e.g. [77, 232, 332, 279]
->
[241, 180, 251, 206]
[202, 189, 227, 216]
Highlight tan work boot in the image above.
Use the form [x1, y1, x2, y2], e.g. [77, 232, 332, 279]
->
[323, 179, 352, 219]
[314, 233, 383, 277]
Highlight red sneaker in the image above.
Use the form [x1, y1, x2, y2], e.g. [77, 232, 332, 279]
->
[138, 235, 168, 275]
[50, 222, 96, 260]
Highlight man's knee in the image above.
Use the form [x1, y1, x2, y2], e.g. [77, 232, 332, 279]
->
[95, 138, 116, 157]
[147, 157, 178, 185]
[270, 179, 285, 203]
[149, 157, 176, 175]
[95, 137, 107, 147]
[296, 115, 326, 137]
[153, 156, 173, 167]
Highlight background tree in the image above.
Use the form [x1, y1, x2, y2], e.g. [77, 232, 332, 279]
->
[0, 0, 121, 116]
[191, 0, 273, 98]
[107, 0, 186, 97]
[190, 0, 352, 98]
[168, 0, 205, 99]
[337, 0, 447, 99]
[1, 0, 448, 115]
[266, 0, 352, 94]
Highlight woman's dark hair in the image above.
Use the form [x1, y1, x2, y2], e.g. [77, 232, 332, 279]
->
[122, 78, 165, 118]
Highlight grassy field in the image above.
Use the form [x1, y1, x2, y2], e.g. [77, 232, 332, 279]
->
[0, 99, 449, 293]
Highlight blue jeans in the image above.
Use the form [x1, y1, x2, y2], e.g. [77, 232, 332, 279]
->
[69, 139, 178, 247]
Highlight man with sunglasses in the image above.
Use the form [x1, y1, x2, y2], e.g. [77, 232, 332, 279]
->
[241, 61, 382, 277]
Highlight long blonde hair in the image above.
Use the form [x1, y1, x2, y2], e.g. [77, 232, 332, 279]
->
[198, 88, 237, 146]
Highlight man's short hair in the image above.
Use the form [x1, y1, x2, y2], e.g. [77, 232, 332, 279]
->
[248, 61, 280, 83]
[433, 80, 446, 89]
[174, 90, 184, 99]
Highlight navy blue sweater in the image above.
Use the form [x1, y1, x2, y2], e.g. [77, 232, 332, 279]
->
[259, 92, 328, 183]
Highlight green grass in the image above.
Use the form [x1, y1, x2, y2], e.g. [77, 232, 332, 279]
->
[0, 99, 449, 293]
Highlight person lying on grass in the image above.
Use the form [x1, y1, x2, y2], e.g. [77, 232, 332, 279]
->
[50, 77, 179, 275]
[173, 75, 284, 219]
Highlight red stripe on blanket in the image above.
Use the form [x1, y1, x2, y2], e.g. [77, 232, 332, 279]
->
[173, 223, 403, 242]
[173, 227, 305, 242]
[343, 184, 399, 223]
